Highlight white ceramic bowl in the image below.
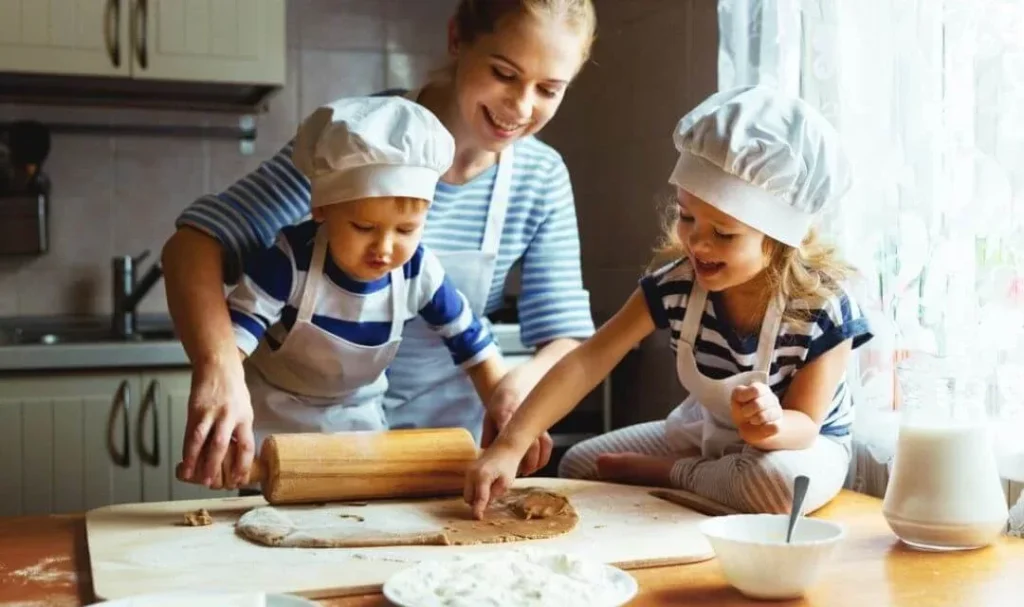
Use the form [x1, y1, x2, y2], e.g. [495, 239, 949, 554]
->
[699, 514, 845, 600]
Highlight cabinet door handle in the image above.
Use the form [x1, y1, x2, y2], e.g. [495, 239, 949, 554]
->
[137, 379, 161, 467]
[107, 380, 131, 468]
[104, 0, 121, 67]
[133, 0, 148, 70]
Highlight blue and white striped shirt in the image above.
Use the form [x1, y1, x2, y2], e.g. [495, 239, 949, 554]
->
[641, 258, 873, 437]
[176, 117, 595, 349]
[228, 220, 497, 368]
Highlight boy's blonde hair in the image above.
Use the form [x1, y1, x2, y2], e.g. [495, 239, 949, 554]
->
[391, 196, 431, 213]
[649, 192, 856, 326]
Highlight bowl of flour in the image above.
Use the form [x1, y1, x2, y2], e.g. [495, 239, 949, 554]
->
[382, 548, 638, 607]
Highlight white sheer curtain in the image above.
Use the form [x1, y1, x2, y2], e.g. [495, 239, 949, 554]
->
[718, 0, 1024, 500]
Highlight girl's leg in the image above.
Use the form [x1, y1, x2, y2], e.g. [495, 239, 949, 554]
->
[669, 437, 851, 514]
[558, 421, 684, 480]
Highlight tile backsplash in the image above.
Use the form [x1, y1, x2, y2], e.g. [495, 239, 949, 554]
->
[0, 0, 457, 318]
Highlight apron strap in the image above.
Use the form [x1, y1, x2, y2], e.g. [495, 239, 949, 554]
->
[481, 145, 513, 256]
[679, 281, 709, 348]
[388, 267, 406, 341]
[753, 296, 784, 375]
[681, 280, 782, 376]
[297, 225, 329, 323]
[405, 83, 510, 259]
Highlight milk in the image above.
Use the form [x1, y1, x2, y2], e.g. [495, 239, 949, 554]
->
[883, 422, 1009, 551]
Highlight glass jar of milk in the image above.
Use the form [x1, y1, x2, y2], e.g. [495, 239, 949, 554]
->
[882, 353, 1009, 551]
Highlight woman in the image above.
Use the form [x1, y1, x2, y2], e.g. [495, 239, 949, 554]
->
[165, 0, 598, 490]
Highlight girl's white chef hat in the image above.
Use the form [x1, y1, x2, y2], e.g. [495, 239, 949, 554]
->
[669, 85, 852, 246]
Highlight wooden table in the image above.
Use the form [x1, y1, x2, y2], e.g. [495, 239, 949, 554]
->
[2, 490, 1023, 606]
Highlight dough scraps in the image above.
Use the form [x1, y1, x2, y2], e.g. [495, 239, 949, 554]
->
[181, 508, 213, 527]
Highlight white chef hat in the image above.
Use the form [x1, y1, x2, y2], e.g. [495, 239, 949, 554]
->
[668, 85, 851, 247]
[292, 96, 455, 208]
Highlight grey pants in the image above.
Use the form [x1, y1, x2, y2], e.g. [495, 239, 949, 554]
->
[558, 420, 851, 514]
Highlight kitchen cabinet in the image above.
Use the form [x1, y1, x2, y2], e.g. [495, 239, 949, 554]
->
[0, 0, 285, 85]
[0, 368, 232, 517]
[0, 0, 130, 77]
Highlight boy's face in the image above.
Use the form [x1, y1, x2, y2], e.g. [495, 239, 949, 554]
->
[676, 188, 769, 292]
[313, 197, 428, 282]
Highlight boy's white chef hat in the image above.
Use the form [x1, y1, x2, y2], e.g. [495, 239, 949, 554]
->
[668, 85, 852, 247]
[292, 96, 455, 208]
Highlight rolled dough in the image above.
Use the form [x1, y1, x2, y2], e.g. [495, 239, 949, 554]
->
[235, 487, 578, 548]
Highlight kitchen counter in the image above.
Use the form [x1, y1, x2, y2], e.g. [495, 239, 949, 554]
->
[0, 315, 532, 372]
[2, 490, 1023, 606]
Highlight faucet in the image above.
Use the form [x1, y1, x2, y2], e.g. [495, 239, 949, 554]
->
[112, 250, 164, 339]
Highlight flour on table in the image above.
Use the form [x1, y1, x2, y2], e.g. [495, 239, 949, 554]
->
[384, 548, 634, 607]
[4, 556, 76, 585]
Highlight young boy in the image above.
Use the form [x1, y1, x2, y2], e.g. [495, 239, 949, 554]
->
[225, 96, 507, 463]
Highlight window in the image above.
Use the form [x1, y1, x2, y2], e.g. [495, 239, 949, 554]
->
[719, 0, 1024, 494]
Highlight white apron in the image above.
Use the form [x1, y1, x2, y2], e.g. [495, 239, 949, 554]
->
[666, 282, 784, 458]
[245, 224, 406, 448]
[383, 89, 514, 443]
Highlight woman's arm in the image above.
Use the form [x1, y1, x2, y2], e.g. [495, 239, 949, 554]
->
[165, 143, 311, 488]
[164, 227, 255, 488]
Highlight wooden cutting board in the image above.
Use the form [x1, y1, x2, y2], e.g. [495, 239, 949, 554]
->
[86, 477, 716, 601]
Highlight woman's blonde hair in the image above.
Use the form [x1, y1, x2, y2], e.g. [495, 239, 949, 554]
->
[649, 191, 856, 326]
[453, 0, 597, 59]
[430, 0, 597, 82]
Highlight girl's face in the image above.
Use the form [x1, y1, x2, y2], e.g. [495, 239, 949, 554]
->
[448, 11, 588, 152]
[676, 188, 769, 292]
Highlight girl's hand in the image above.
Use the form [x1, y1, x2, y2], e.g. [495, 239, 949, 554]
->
[732, 382, 783, 445]
[482, 382, 553, 476]
[731, 382, 782, 426]
[463, 442, 523, 520]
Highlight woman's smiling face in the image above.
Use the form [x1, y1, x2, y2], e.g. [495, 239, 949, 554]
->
[449, 9, 589, 152]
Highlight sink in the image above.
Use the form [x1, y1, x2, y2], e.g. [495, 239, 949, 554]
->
[0, 324, 177, 346]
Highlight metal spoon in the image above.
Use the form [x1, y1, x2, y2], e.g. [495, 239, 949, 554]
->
[786, 475, 810, 543]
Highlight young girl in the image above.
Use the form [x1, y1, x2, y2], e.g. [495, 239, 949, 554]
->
[465, 85, 874, 517]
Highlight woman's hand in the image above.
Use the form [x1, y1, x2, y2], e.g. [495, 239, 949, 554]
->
[178, 355, 255, 489]
[464, 442, 524, 519]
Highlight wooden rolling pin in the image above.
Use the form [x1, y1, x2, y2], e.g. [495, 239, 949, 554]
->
[176, 428, 479, 505]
